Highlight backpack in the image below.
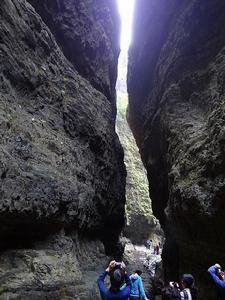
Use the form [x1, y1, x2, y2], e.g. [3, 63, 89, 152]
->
[162, 285, 181, 300]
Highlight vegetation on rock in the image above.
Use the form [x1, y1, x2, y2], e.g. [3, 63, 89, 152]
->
[116, 88, 161, 244]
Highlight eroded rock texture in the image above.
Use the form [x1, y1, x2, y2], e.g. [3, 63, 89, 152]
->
[28, 0, 120, 114]
[0, 0, 124, 298]
[116, 94, 161, 245]
[128, 0, 225, 298]
[0, 234, 108, 300]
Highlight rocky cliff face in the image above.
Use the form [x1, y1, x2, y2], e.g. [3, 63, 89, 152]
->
[128, 0, 225, 298]
[116, 93, 161, 245]
[0, 0, 124, 298]
[28, 0, 120, 114]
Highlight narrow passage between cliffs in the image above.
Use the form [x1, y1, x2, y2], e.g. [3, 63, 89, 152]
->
[116, 1, 164, 297]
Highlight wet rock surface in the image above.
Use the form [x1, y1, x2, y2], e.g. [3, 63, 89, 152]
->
[0, 0, 124, 298]
[128, 0, 225, 298]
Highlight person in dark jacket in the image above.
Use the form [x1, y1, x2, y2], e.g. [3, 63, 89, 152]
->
[208, 263, 225, 300]
[97, 260, 131, 300]
[180, 273, 196, 300]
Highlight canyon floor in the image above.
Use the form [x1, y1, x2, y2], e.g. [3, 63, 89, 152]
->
[123, 241, 162, 299]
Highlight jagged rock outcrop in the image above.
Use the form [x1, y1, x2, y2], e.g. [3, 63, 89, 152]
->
[27, 0, 120, 114]
[0, 0, 124, 298]
[128, 0, 225, 298]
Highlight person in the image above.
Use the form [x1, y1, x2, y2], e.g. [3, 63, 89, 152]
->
[146, 239, 151, 250]
[162, 281, 180, 300]
[129, 270, 149, 300]
[97, 260, 131, 300]
[162, 274, 196, 300]
[156, 244, 160, 255]
[180, 273, 196, 300]
[220, 271, 225, 281]
[208, 263, 225, 300]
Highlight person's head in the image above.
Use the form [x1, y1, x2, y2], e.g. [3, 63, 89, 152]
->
[135, 269, 142, 276]
[181, 274, 195, 289]
[220, 271, 225, 280]
[216, 267, 225, 280]
[109, 262, 126, 291]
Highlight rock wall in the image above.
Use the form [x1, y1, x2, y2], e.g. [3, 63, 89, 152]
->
[0, 0, 124, 298]
[116, 91, 161, 245]
[28, 0, 120, 115]
[128, 0, 225, 298]
[0, 234, 108, 300]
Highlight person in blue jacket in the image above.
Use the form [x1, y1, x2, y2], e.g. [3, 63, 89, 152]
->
[208, 263, 225, 300]
[97, 260, 131, 300]
[129, 270, 149, 300]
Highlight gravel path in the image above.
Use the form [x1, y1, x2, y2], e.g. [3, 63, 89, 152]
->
[123, 242, 162, 299]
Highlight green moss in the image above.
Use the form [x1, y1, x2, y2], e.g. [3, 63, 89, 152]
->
[62, 94, 72, 104]
[60, 285, 67, 299]
[7, 113, 17, 124]
[117, 91, 128, 118]
[64, 76, 70, 81]
[0, 285, 7, 295]
[116, 93, 155, 221]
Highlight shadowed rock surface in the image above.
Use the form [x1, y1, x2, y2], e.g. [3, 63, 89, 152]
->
[28, 0, 120, 114]
[128, 0, 225, 298]
[0, 0, 124, 298]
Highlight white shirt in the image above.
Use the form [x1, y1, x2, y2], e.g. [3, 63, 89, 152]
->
[180, 288, 192, 300]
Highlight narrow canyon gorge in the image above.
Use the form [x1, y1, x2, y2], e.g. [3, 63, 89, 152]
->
[0, 0, 225, 299]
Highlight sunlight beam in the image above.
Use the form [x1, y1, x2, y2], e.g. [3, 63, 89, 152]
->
[117, 0, 135, 52]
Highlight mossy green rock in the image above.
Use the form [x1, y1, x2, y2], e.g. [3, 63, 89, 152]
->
[117, 92, 161, 244]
